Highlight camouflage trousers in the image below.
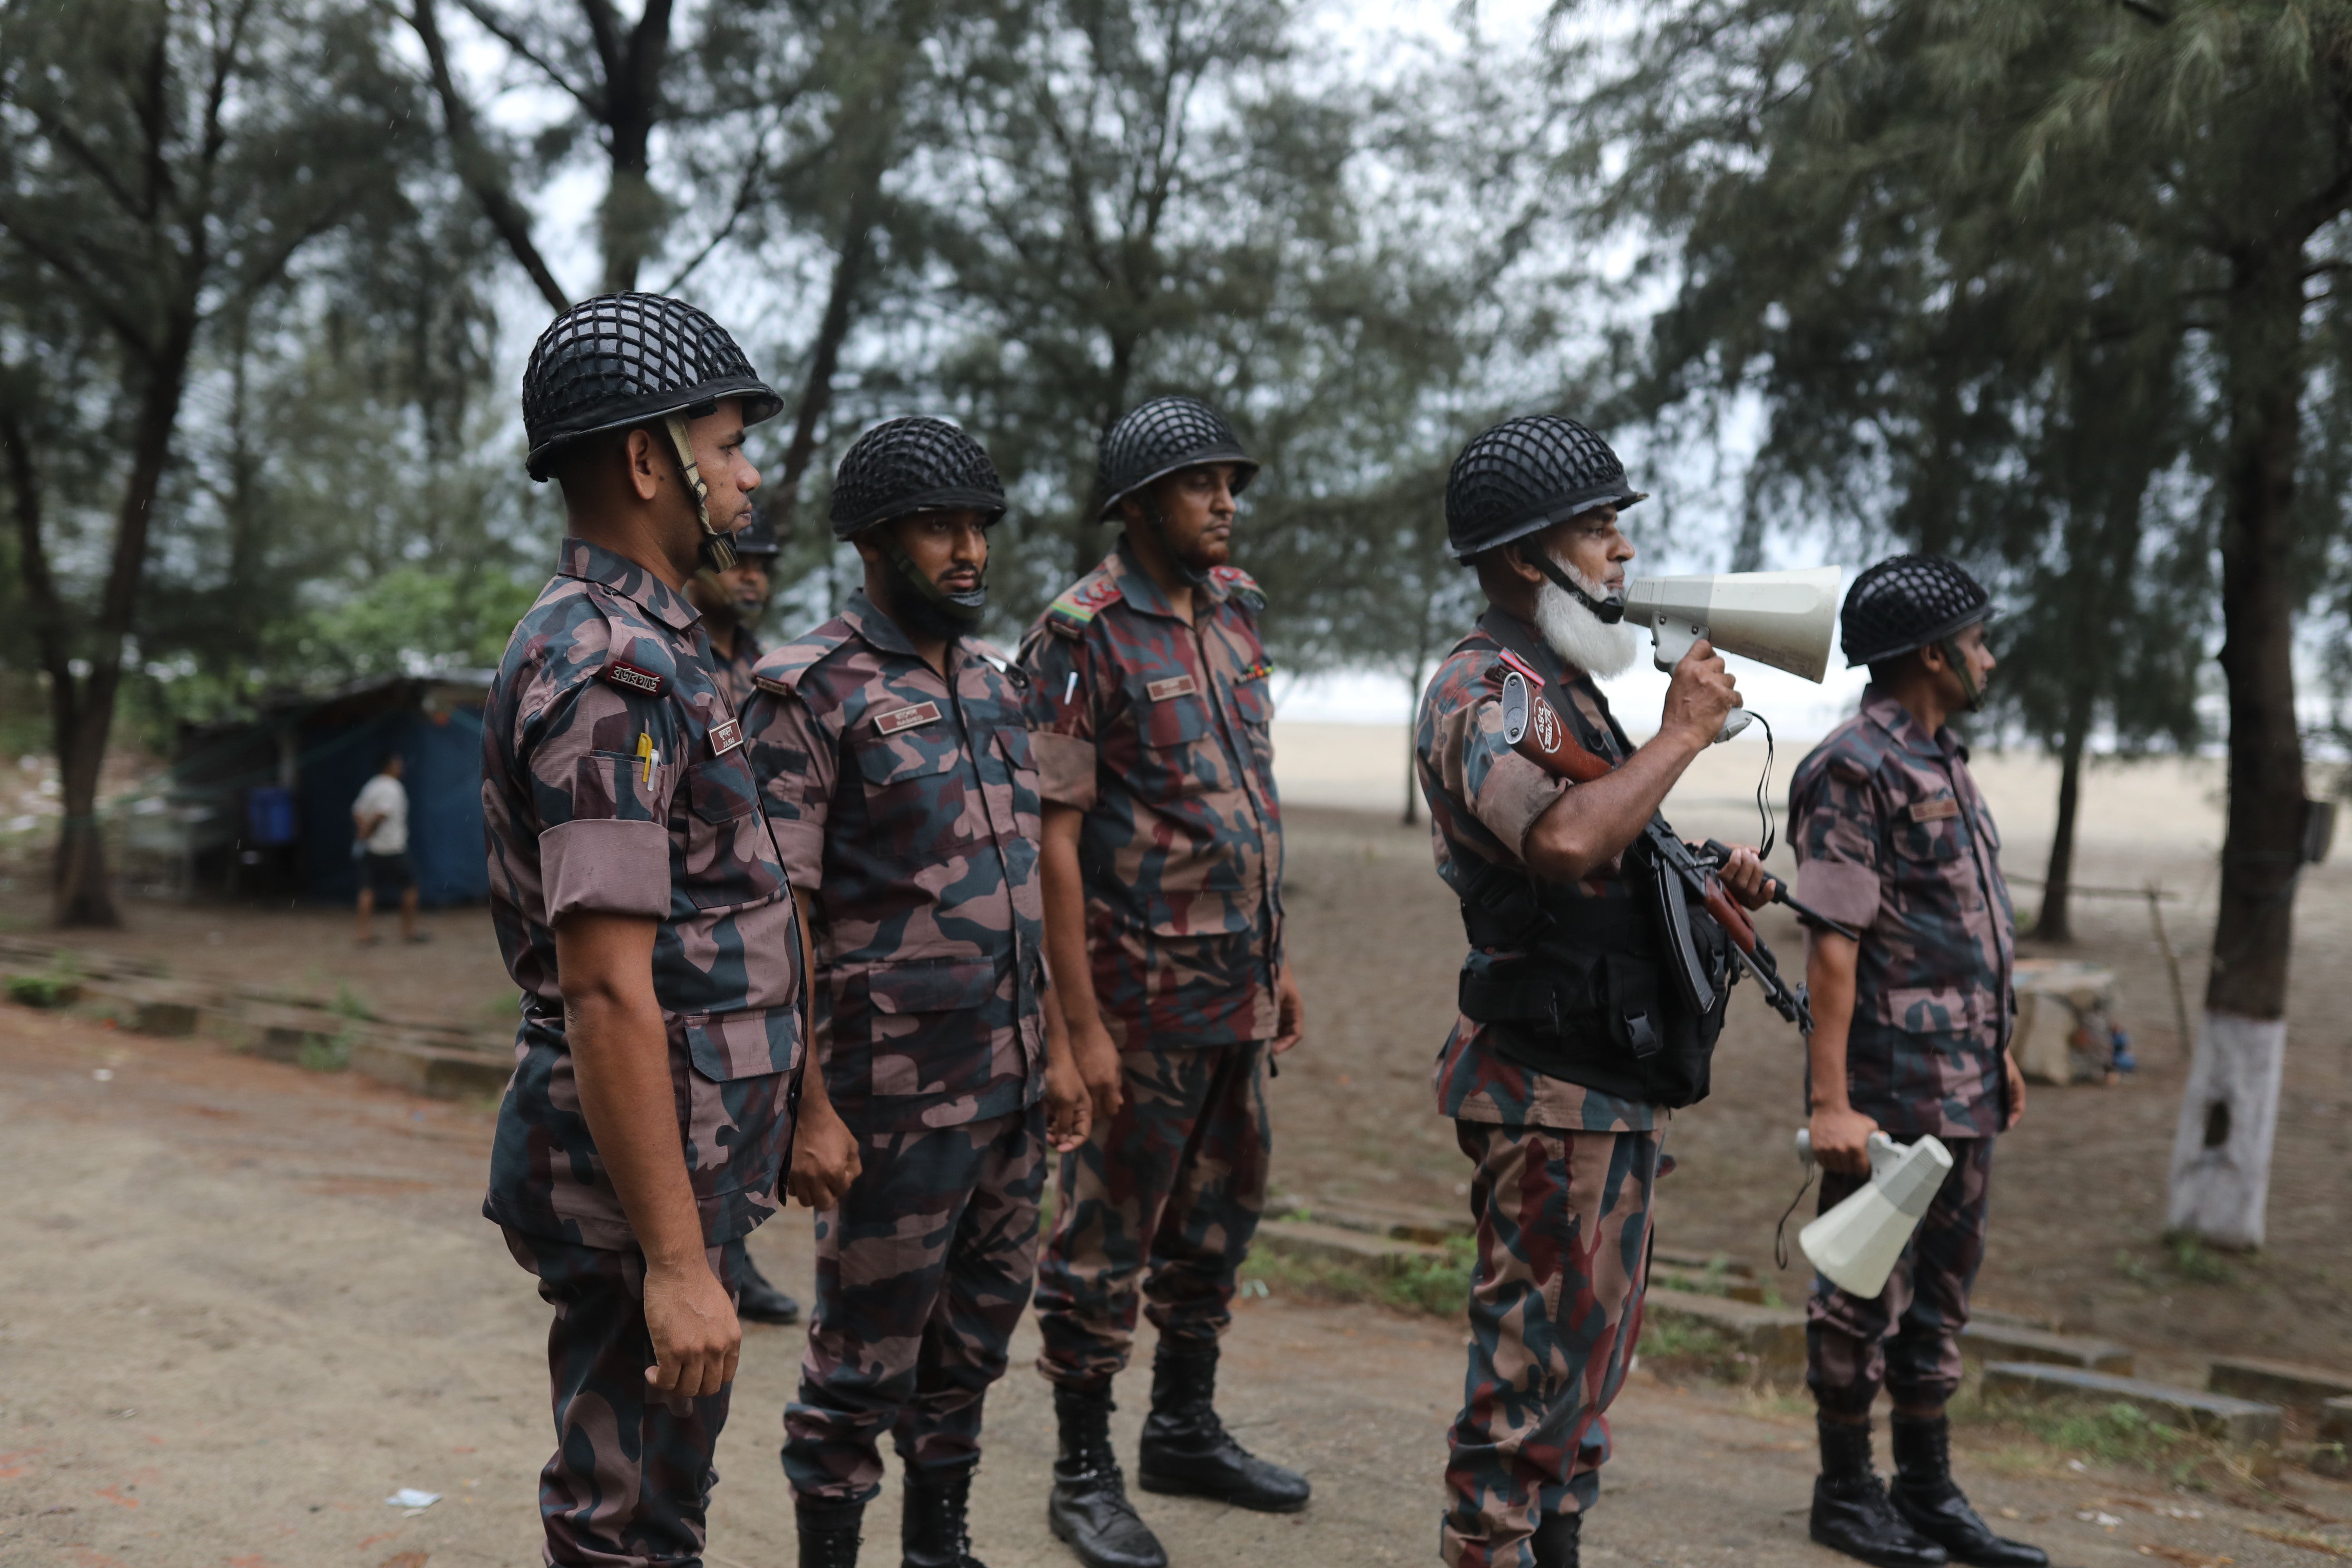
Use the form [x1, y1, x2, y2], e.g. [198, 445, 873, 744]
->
[1442, 1123, 1661, 1568]
[784, 1105, 1047, 1506]
[1808, 1134, 1994, 1416]
[501, 1227, 740, 1568]
[1035, 1041, 1270, 1385]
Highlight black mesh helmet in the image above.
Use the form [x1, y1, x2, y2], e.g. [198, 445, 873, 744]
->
[1840, 554, 1993, 666]
[829, 417, 1006, 541]
[1094, 396, 1259, 522]
[1444, 415, 1648, 562]
[729, 511, 781, 558]
[522, 292, 782, 481]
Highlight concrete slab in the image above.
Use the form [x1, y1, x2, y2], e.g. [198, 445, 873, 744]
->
[1255, 1217, 1447, 1274]
[1982, 1361, 2284, 1448]
[1650, 1261, 1769, 1304]
[1959, 1319, 2134, 1375]
[1644, 1292, 1809, 1380]
[2208, 1355, 2352, 1411]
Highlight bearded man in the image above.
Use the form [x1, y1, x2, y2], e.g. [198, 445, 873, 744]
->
[1412, 415, 1768, 1568]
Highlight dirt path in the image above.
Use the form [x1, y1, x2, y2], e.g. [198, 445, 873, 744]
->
[3, 1008, 2341, 1568]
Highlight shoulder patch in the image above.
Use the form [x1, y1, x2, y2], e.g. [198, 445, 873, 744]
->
[1045, 574, 1124, 640]
[1209, 564, 1265, 613]
[746, 621, 856, 701]
[599, 659, 665, 697]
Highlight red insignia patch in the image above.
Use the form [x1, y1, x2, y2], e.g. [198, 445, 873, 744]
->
[875, 701, 942, 736]
[709, 718, 743, 757]
[601, 659, 665, 697]
[1146, 674, 1200, 701]
[1497, 649, 1545, 687]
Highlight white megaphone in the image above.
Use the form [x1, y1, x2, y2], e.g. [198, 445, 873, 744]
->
[1618, 566, 1843, 743]
[1791, 1128, 1954, 1299]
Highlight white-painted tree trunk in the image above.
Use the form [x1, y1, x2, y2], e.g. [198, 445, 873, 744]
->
[2165, 1011, 2286, 1249]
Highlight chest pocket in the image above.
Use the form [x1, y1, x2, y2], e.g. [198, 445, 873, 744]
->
[852, 724, 972, 842]
[1889, 798, 1981, 912]
[1130, 684, 1214, 801]
[681, 749, 786, 912]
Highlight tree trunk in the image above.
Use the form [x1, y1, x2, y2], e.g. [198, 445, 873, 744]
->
[595, 0, 676, 296]
[769, 197, 879, 532]
[2035, 681, 2093, 941]
[1402, 662, 1424, 827]
[2168, 239, 2309, 1248]
[49, 312, 197, 927]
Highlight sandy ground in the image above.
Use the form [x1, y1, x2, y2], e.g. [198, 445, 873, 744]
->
[5, 1004, 2344, 1568]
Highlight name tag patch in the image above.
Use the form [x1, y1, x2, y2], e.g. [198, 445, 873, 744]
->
[600, 659, 665, 697]
[1146, 674, 1199, 701]
[875, 701, 942, 736]
[1909, 797, 1961, 822]
[709, 717, 743, 757]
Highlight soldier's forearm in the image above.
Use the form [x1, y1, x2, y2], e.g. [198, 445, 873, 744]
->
[1038, 805, 1108, 1036]
[1521, 724, 1707, 883]
[1804, 930, 1861, 1108]
[557, 914, 709, 1273]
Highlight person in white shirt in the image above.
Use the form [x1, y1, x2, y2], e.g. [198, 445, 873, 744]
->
[352, 753, 423, 945]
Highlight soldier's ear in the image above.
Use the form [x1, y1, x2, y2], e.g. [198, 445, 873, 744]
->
[623, 426, 665, 504]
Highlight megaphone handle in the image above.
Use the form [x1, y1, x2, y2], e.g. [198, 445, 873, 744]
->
[1716, 709, 1752, 744]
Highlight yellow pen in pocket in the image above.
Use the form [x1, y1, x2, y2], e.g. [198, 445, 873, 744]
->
[635, 732, 657, 785]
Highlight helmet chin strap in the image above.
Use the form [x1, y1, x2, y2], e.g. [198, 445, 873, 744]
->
[1939, 636, 1985, 711]
[1524, 545, 1625, 624]
[1141, 498, 1214, 589]
[664, 413, 738, 573]
[880, 533, 987, 641]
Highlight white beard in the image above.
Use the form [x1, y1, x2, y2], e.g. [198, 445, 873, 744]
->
[1532, 558, 1641, 679]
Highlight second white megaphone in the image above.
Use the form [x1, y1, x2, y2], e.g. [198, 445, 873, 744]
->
[1622, 566, 1844, 683]
[1791, 1128, 1954, 1300]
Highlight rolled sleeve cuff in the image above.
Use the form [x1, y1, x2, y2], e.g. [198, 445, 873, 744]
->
[542, 818, 672, 920]
[1032, 730, 1099, 810]
[1474, 753, 1571, 859]
[1796, 859, 1881, 930]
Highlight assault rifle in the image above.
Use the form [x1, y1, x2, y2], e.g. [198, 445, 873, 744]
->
[1496, 666, 1855, 1036]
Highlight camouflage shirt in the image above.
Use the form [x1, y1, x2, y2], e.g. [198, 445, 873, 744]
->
[740, 593, 1048, 1133]
[1788, 687, 2015, 1139]
[708, 625, 765, 710]
[481, 537, 805, 1252]
[1414, 614, 1658, 1132]
[1018, 537, 1283, 1048]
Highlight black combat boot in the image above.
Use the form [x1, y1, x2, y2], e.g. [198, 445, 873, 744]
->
[903, 1460, 984, 1568]
[1135, 1340, 1310, 1513]
[1047, 1379, 1167, 1568]
[797, 1500, 864, 1568]
[736, 1248, 802, 1325]
[1890, 1414, 2049, 1567]
[1810, 1415, 1949, 1567]
[1530, 1510, 1582, 1568]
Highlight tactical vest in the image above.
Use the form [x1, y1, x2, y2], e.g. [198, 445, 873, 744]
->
[1452, 614, 1729, 1109]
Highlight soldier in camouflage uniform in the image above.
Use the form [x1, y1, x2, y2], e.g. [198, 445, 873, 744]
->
[482, 293, 807, 1568]
[1414, 416, 1767, 1568]
[691, 508, 782, 710]
[1019, 397, 1307, 1568]
[740, 417, 1091, 1568]
[1788, 557, 2044, 1568]
[681, 508, 804, 1328]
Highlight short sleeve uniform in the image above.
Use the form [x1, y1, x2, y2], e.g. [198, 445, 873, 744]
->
[709, 626, 764, 711]
[1016, 541, 1283, 1048]
[739, 594, 1047, 1132]
[481, 537, 805, 1251]
[1787, 687, 2014, 1139]
[355, 773, 408, 854]
[1412, 615, 1658, 1133]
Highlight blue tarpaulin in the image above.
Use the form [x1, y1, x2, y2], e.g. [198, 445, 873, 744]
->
[296, 701, 487, 908]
